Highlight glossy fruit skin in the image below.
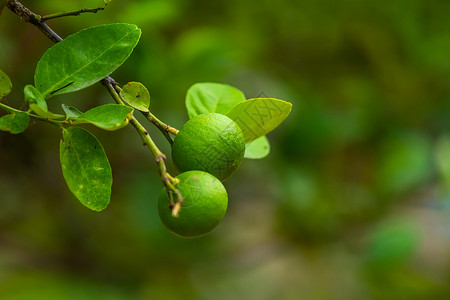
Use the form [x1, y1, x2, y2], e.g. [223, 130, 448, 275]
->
[172, 113, 245, 181]
[158, 171, 228, 238]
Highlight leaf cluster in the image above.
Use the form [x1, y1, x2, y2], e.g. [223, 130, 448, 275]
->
[0, 22, 291, 213]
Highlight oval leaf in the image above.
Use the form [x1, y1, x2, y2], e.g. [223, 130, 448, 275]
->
[24, 85, 64, 119]
[226, 98, 292, 143]
[0, 68, 12, 99]
[74, 104, 133, 131]
[0, 112, 29, 134]
[60, 127, 112, 211]
[244, 135, 270, 159]
[186, 82, 246, 119]
[35, 23, 142, 98]
[120, 82, 150, 112]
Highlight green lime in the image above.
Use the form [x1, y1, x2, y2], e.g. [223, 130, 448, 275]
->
[172, 113, 245, 181]
[158, 171, 228, 238]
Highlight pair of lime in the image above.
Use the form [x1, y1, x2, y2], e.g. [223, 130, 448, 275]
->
[158, 113, 245, 238]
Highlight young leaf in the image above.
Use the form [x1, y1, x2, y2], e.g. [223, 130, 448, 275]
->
[244, 136, 270, 159]
[185, 82, 246, 119]
[35, 23, 142, 99]
[0, 68, 12, 99]
[226, 98, 292, 143]
[0, 112, 30, 134]
[60, 127, 112, 211]
[120, 82, 150, 112]
[24, 85, 64, 119]
[74, 104, 133, 131]
[62, 104, 83, 120]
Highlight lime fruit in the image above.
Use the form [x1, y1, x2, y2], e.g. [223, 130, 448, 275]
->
[158, 170, 228, 238]
[172, 113, 245, 181]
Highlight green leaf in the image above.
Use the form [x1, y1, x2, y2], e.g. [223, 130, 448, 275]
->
[24, 85, 64, 119]
[244, 136, 270, 159]
[120, 82, 150, 112]
[24, 85, 47, 110]
[61, 104, 83, 120]
[226, 98, 292, 143]
[35, 23, 142, 99]
[0, 68, 12, 99]
[0, 112, 29, 134]
[60, 127, 112, 211]
[74, 104, 133, 131]
[185, 82, 246, 119]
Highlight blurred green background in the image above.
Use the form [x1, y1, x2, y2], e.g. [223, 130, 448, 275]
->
[1, 0, 450, 299]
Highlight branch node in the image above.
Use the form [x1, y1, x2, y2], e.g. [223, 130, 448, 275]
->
[156, 154, 167, 163]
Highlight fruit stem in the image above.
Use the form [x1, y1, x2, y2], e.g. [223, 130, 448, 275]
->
[145, 110, 179, 139]
[146, 110, 179, 135]
[104, 81, 184, 212]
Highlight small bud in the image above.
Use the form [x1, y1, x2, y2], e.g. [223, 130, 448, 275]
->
[171, 203, 181, 217]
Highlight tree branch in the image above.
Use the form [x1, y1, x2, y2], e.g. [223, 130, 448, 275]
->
[6, 0, 62, 42]
[5, 0, 184, 215]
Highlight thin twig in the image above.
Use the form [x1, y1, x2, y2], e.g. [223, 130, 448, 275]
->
[0, 102, 65, 126]
[146, 111, 179, 135]
[41, 1, 108, 21]
[112, 84, 178, 145]
[145, 111, 174, 145]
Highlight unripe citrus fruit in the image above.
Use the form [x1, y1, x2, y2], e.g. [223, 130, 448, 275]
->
[172, 113, 245, 181]
[158, 170, 228, 238]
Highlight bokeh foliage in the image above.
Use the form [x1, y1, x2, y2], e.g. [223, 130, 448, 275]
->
[0, 0, 449, 299]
